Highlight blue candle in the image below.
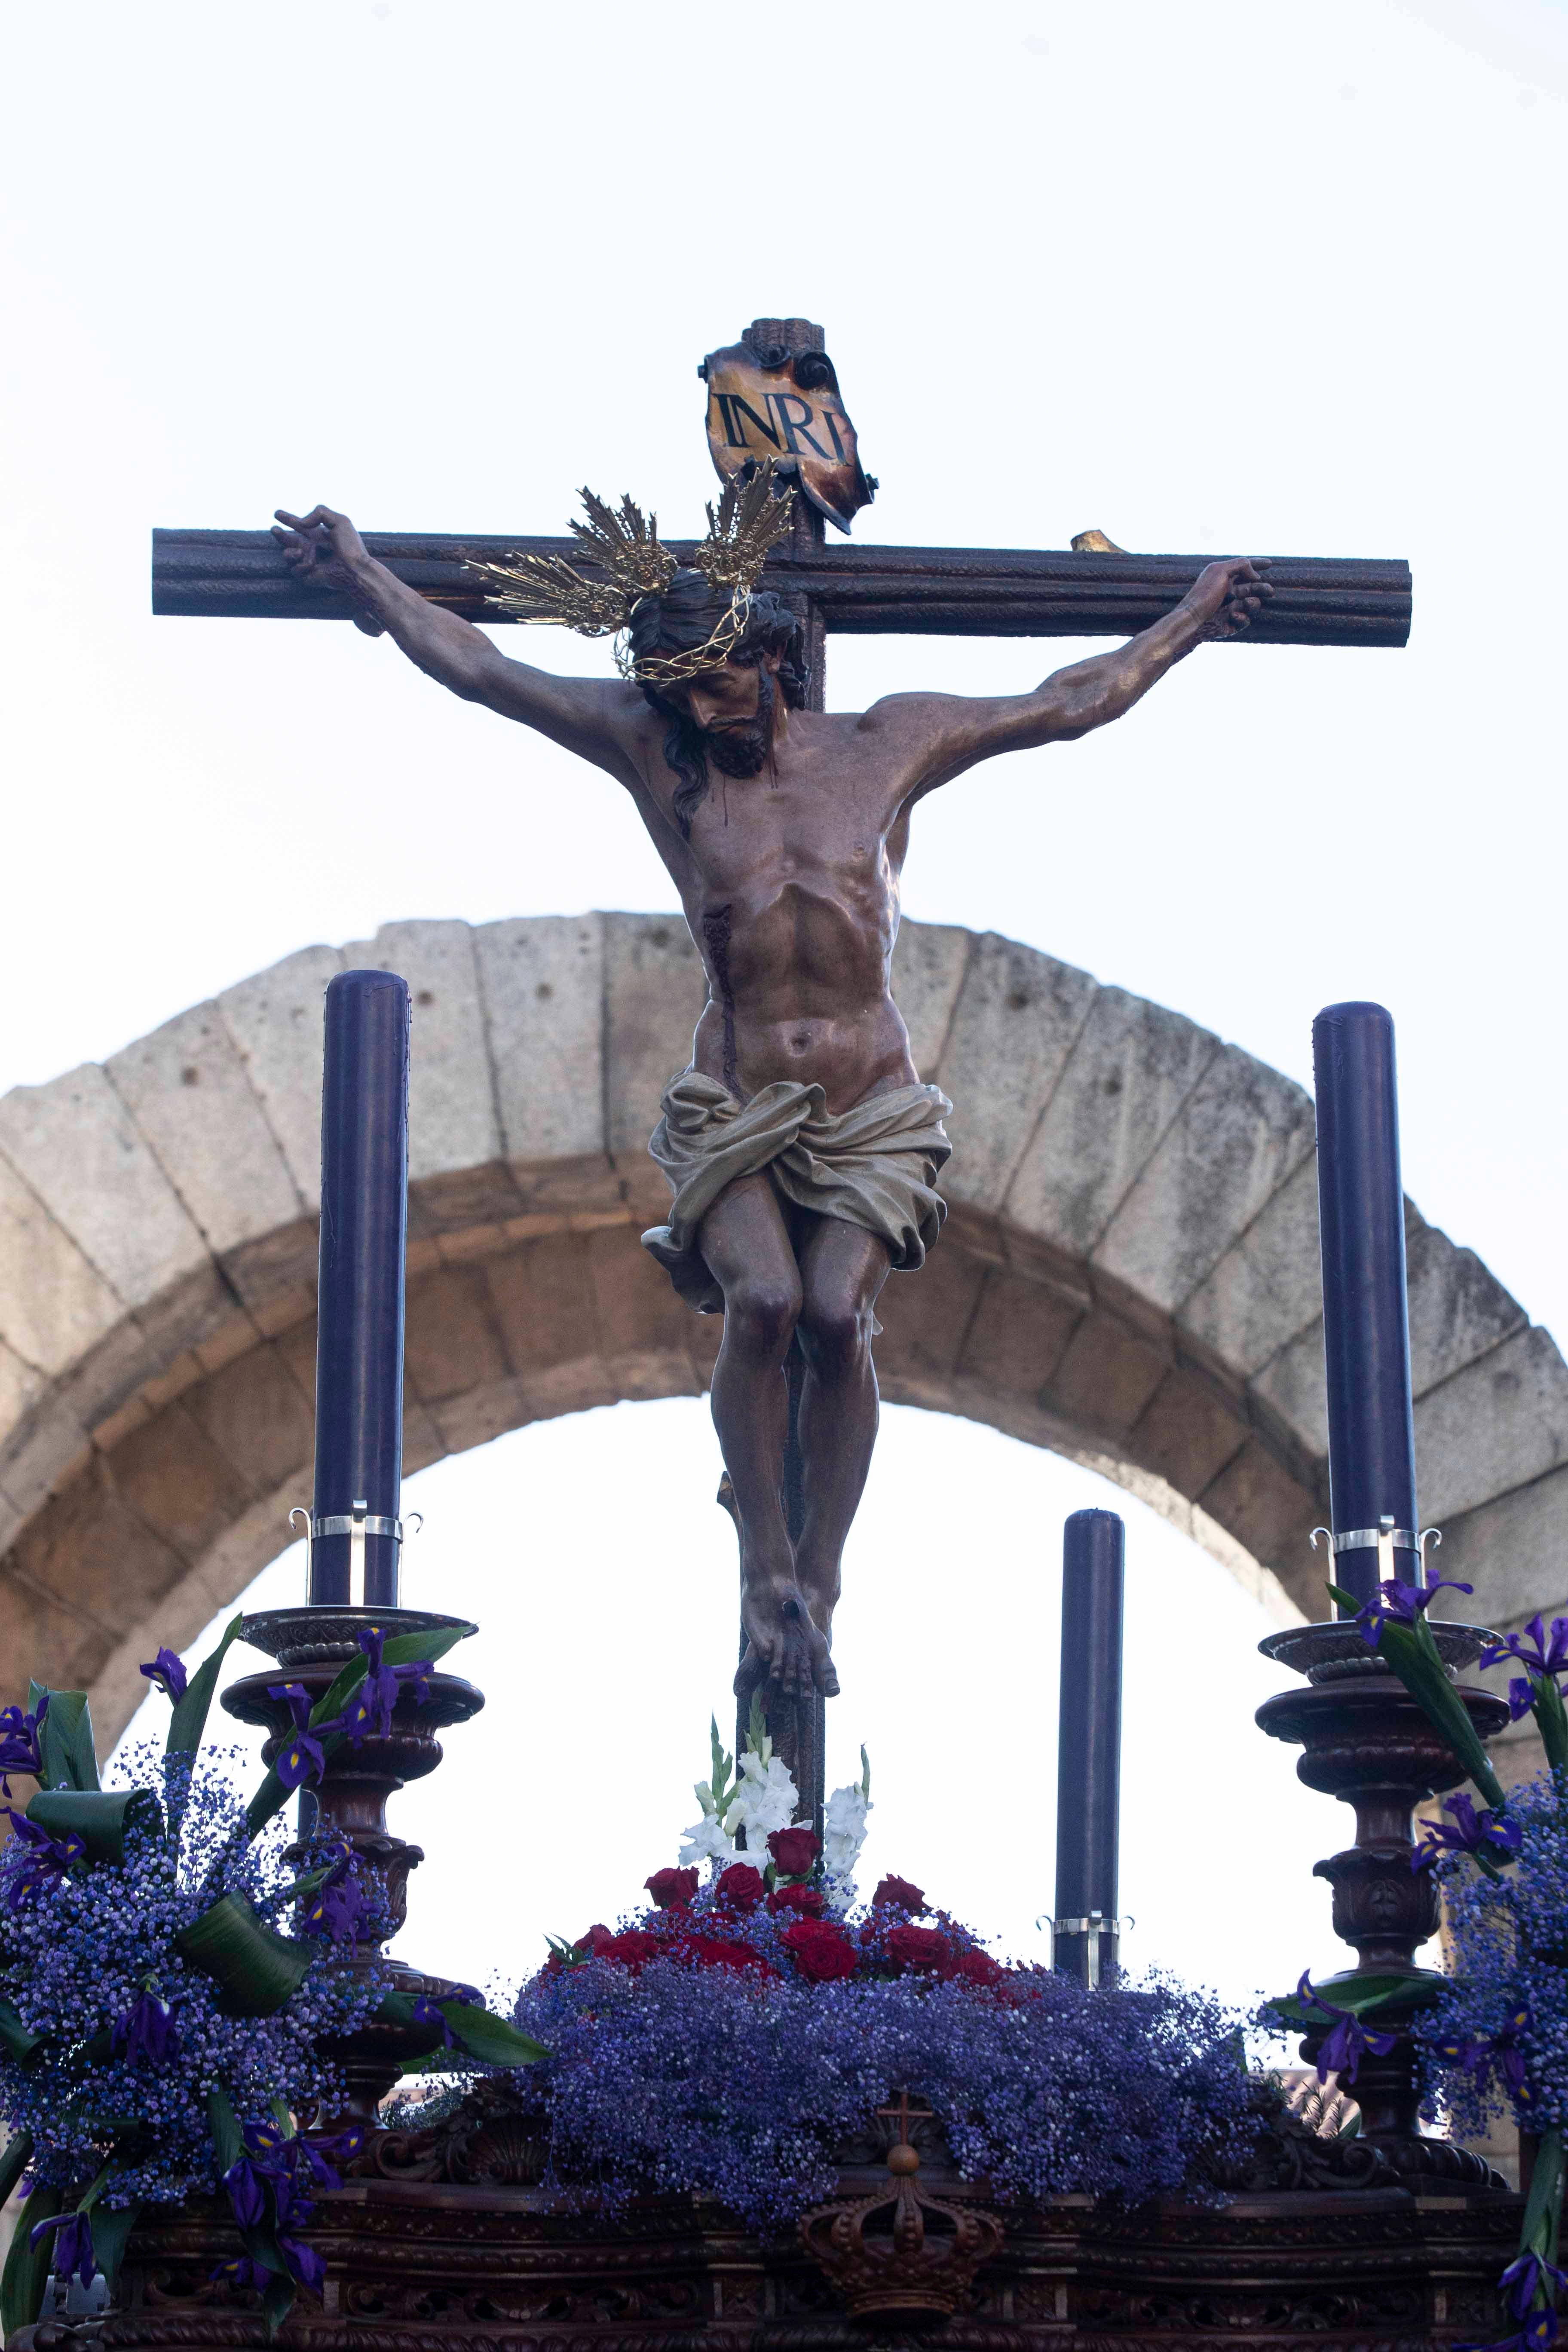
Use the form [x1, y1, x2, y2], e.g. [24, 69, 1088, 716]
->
[1311, 1001, 1419, 1612]
[1054, 1509, 1123, 1986]
[311, 971, 410, 1607]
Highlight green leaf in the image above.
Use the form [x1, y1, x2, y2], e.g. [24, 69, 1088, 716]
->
[382, 1621, 474, 1669]
[1530, 1673, 1568, 1780]
[261, 2270, 297, 2339]
[166, 1614, 245, 1756]
[374, 1989, 547, 2068]
[89, 2200, 142, 2291]
[440, 2002, 548, 2068]
[27, 1786, 163, 1865]
[0, 2000, 42, 2064]
[206, 2084, 244, 2173]
[175, 1893, 314, 2017]
[1270, 1971, 1442, 2028]
[34, 1689, 99, 1794]
[1521, 2125, 1564, 2263]
[0, 2130, 34, 2211]
[2, 2184, 61, 2337]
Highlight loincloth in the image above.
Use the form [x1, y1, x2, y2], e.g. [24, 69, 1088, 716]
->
[641, 1070, 954, 1314]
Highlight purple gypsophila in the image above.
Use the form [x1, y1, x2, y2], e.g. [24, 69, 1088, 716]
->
[1295, 1973, 1397, 2085]
[1412, 1792, 1522, 1873]
[266, 1684, 328, 1793]
[0, 1741, 382, 2215]
[0, 1696, 48, 1798]
[3, 1810, 84, 1909]
[139, 1647, 188, 1701]
[1355, 1577, 1474, 1648]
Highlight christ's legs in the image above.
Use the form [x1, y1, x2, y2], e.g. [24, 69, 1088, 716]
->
[695, 1175, 827, 1702]
[794, 1217, 893, 1662]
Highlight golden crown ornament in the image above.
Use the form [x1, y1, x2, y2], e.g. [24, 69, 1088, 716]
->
[464, 461, 796, 688]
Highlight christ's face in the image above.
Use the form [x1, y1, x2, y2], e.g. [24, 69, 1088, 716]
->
[661, 651, 782, 778]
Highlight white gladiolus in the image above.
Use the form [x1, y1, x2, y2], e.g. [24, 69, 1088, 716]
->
[821, 1779, 872, 1908]
[677, 1810, 736, 1872]
[722, 1749, 799, 1853]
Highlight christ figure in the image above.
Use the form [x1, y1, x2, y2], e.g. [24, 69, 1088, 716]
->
[272, 493, 1269, 1705]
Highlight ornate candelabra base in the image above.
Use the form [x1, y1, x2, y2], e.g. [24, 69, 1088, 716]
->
[1257, 1618, 1511, 2184]
[222, 1605, 484, 2128]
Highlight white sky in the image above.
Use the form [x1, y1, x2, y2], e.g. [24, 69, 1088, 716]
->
[5, 0, 1565, 2023]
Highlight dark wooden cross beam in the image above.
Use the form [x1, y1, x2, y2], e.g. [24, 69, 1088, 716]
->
[152, 530, 1410, 651]
[150, 316, 1410, 1835]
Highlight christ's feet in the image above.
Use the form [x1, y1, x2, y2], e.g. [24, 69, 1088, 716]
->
[735, 1573, 839, 1702]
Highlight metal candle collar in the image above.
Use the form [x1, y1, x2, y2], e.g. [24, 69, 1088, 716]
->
[1311, 1515, 1442, 1588]
[1042, 1911, 1134, 1990]
[291, 1502, 423, 1606]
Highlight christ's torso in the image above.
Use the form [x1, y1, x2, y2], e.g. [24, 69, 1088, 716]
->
[625, 705, 924, 1115]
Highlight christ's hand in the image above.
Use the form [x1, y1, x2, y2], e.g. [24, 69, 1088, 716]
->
[1183, 557, 1273, 640]
[272, 505, 385, 635]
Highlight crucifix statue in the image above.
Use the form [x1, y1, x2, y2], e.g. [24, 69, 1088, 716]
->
[154, 316, 1409, 1818]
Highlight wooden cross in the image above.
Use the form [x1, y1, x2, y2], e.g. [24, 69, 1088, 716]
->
[152, 314, 1410, 724]
[150, 315, 1411, 1827]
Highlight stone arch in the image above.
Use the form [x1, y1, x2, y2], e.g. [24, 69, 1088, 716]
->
[0, 914, 1562, 1767]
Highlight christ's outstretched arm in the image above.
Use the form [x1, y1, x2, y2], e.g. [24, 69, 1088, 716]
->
[870, 557, 1273, 798]
[271, 506, 640, 775]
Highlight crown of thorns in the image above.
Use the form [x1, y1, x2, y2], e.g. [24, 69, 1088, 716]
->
[463, 461, 796, 686]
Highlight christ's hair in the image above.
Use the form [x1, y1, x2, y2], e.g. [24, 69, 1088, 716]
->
[628, 571, 809, 838]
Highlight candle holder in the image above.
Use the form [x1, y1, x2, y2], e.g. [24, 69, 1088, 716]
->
[1257, 1611, 1511, 2185]
[223, 1603, 484, 2129]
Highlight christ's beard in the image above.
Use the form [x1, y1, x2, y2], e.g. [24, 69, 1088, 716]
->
[703, 668, 775, 777]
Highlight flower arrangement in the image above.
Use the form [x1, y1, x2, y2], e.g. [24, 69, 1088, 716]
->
[1300, 1578, 1568, 2352]
[0, 1609, 541, 2337]
[478, 1713, 1254, 2234]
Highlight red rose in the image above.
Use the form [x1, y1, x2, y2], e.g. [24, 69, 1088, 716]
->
[873, 1875, 926, 1913]
[781, 1918, 858, 1983]
[714, 1863, 766, 1908]
[766, 1883, 827, 1918]
[594, 1929, 662, 1972]
[577, 1923, 614, 1954]
[943, 1945, 1007, 1989]
[675, 1933, 773, 1975]
[885, 1924, 951, 1974]
[644, 1867, 699, 1909]
[767, 1827, 821, 1878]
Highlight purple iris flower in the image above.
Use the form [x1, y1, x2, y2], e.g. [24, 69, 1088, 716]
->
[1458, 2315, 1561, 2352]
[1355, 1577, 1474, 1648]
[3, 1809, 84, 1909]
[337, 1626, 434, 1746]
[30, 2211, 97, 2289]
[0, 1695, 48, 1798]
[301, 1843, 373, 1944]
[1502, 2253, 1568, 2322]
[1483, 1616, 1568, 1681]
[222, 2155, 274, 2232]
[294, 2127, 364, 2191]
[411, 1994, 459, 2048]
[111, 1987, 181, 2065]
[266, 1684, 327, 1793]
[210, 2256, 275, 2294]
[138, 1646, 188, 1701]
[278, 2234, 326, 2295]
[1411, 1792, 1522, 1871]
[1295, 1972, 1398, 2085]
[1436, 2003, 1536, 2107]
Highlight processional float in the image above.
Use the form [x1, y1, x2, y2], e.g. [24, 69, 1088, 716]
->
[0, 318, 1541, 2352]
